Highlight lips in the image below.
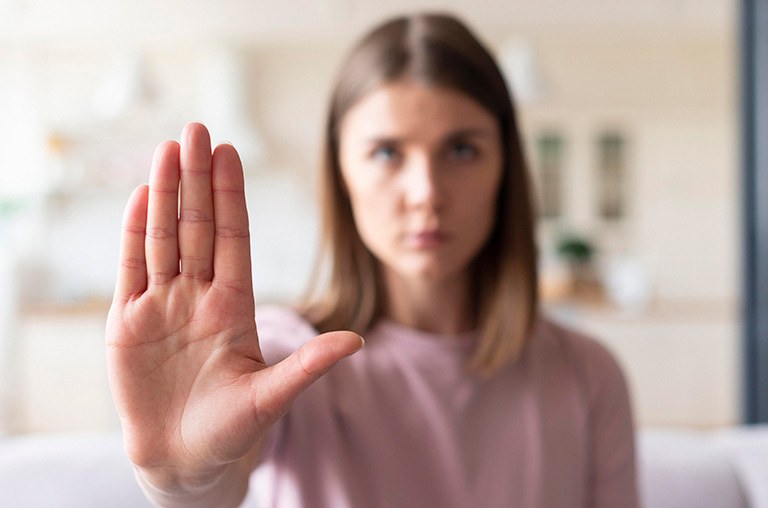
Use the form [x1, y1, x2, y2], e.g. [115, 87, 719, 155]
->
[404, 230, 448, 249]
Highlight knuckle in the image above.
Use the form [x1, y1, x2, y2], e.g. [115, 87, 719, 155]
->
[146, 226, 176, 240]
[213, 187, 243, 196]
[149, 271, 176, 286]
[124, 225, 146, 235]
[180, 270, 211, 282]
[180, 254, 205, 263]
[213, 277, 250, 297]
[215, 226, 250, 239]
[181, 164, 210, 176]
[179, 208, 213, 224]
[120, 257, 145, 270]
[295, 344, 316, 378]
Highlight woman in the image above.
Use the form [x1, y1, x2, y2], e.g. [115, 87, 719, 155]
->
[106, 13, 638, 508]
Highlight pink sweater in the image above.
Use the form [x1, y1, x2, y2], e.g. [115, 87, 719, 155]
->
[244, 306, 638, 508]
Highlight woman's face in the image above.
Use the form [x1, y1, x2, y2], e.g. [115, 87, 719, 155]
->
[338, 81, 503, 284]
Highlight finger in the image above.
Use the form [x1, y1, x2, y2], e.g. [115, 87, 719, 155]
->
[252, 332, 365, 421]
[115, 185, 149, 301]
[146, 140, 181, 286]
[211, 142, 251, 290]
[179, 123, 215, 281]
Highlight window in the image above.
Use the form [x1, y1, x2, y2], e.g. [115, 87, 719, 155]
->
[597, 132, 626, 220]
[535, 133, 564, 219]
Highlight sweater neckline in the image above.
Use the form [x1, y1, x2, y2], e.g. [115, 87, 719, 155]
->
[371, 318, 476, 350]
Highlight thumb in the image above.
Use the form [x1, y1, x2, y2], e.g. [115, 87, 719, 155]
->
[251, 331, 364, 420]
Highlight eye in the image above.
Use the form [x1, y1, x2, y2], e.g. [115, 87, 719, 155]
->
[448, 142, 479, 160]
[370, 144, 401, 164]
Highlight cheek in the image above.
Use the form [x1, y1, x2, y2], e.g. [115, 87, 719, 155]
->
[463, 200, 497, 238]
[345, 179, 397, 245]
[458, 177, 501, 240]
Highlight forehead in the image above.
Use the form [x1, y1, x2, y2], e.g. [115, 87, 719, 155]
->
[339, 81, 498, 141]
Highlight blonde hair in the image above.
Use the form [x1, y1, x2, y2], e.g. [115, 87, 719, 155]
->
[300, 12, 539, 375]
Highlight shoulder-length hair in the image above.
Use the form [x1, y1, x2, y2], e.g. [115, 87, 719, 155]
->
[299, 12, 539, 375]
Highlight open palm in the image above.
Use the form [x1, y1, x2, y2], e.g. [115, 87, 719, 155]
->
[106, 123, 362, 492]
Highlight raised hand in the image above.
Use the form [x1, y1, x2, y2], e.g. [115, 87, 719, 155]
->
[105, 123, 362, 502]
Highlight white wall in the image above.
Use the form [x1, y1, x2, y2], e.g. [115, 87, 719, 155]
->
[0, 10, 739, 306]
[519, 28, 739, 304]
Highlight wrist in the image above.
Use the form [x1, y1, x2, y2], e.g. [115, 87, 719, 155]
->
[134, 463, 246, 508]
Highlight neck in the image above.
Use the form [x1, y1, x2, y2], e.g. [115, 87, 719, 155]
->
[381, 270, 475, 335]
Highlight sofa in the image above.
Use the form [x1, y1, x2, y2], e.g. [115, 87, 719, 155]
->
[638, 426, 768, 507]
[1, 426, 767, 507]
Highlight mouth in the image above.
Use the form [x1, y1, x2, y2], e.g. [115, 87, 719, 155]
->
[404, 230, 448, 249]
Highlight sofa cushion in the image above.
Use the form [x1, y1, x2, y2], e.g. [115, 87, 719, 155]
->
[637, 429, 748, 508]
[0, 431, 150, 508]
[714, 425, 768, 506]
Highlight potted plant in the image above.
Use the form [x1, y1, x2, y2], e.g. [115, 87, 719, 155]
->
[555, 233, 600, 300]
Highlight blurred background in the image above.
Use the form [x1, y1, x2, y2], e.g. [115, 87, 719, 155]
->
[0, 0, 740, 435]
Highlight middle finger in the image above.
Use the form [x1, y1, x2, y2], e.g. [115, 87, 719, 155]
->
[178, 122, 215, 281]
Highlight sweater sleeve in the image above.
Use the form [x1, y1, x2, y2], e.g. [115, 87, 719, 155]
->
[250, 305, 317, 468]
[579, 336, 639, 508]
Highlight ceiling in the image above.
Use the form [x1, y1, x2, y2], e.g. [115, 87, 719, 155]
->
[0, 0, 736, 46]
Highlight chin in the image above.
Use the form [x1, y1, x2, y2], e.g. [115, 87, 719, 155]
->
[398, 258, 467, 282]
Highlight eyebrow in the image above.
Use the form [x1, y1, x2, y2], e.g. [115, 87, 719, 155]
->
[363, 128, 495, 145]
[444, 128, 495, 141]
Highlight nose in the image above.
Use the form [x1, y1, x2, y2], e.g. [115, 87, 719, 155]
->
[403, 154, 442, 209]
